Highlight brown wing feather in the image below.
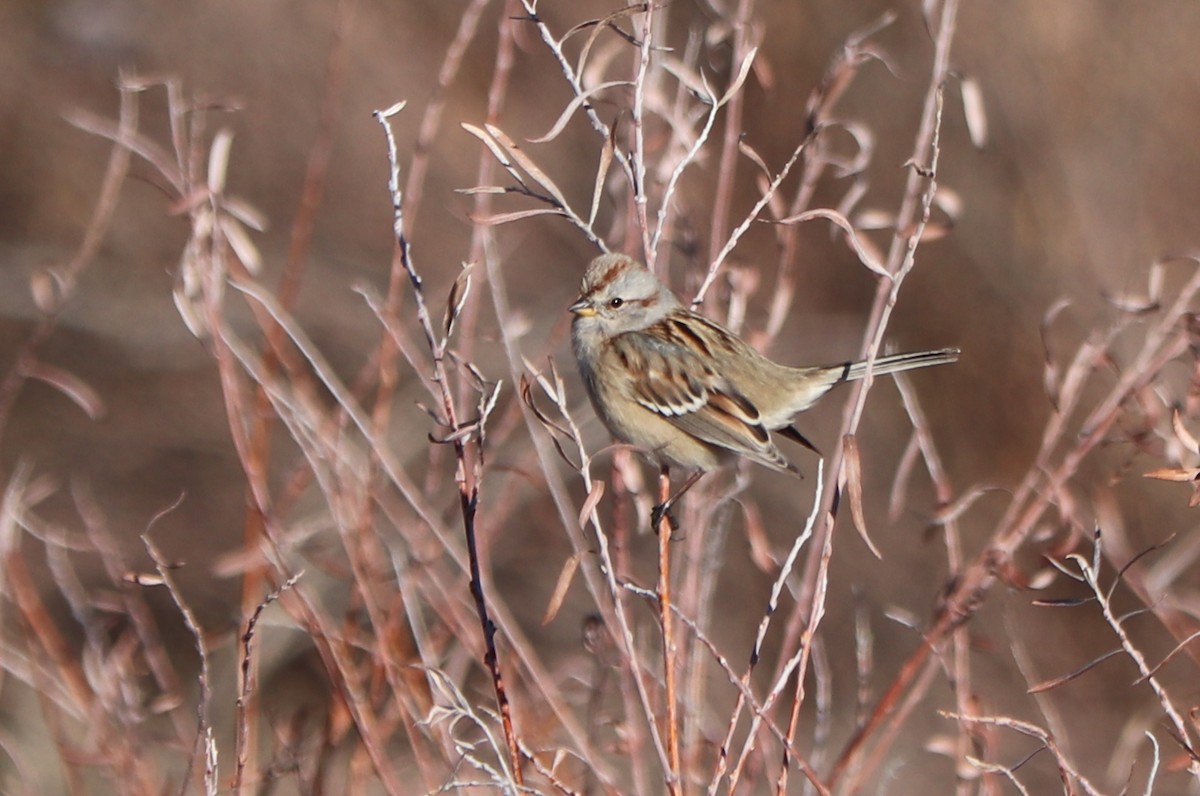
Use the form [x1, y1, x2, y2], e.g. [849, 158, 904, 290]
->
[610, 320, 793, 471]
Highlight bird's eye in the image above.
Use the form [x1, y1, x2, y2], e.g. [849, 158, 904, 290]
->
[608, 297, 624, 309]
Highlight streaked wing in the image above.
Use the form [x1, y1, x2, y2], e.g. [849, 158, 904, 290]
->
[607, 318, 792, 471]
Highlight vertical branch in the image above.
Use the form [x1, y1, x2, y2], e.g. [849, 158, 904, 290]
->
[658, 466, 682, 793]
[140, 497, 213, 796]
[610, 449, 653, 792]
[373, 104, 523, 786]
[705, 0, 755, 274]
[709, 459, 825, 796]
[893, 370, 980, 795]
[771, 3, 961, 785]
[632, 1, 655, 264]
[238, 3, 357, 786]
[459, 0, 516, 409]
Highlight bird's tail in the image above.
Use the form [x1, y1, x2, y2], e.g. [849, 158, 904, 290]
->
[841, 347, 961, 381]
[782, 347, 960, 417]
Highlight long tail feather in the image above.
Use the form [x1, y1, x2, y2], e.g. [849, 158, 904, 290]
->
[842, 347, 960, 381]
[782, 347, 960, 417]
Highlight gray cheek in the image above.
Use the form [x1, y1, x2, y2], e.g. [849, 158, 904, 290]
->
[571, 320, 607, 355]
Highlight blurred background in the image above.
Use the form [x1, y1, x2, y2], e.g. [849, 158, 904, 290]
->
[2, 1, 1200, 793]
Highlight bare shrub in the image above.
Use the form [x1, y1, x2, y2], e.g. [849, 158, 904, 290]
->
[4, 2, 1200, 794]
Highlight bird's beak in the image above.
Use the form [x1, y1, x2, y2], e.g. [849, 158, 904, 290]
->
[569, 297, 596, 317]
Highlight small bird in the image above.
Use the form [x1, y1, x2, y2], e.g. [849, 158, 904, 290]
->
[569, 253, 958, 517]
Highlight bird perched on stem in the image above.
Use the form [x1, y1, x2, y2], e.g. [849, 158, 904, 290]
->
[569, 253, 959, 524]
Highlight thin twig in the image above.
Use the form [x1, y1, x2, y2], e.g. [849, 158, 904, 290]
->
[0, 72, 136, 445]
[658, 466, 682, 794]
[374, 103, 524, 786]
[140, 494, 212, 796]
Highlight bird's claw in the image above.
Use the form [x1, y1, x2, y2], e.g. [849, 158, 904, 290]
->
[651, 503, 680, 535]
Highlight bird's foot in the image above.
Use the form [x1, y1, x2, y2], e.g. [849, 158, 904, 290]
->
[650, 503, 680, 536]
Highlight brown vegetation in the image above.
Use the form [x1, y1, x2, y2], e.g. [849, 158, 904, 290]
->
[3, 1, 1200, 793]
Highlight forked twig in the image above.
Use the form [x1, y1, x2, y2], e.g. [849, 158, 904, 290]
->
[374, 103, 523, 786]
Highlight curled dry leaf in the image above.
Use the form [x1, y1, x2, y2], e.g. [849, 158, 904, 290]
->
[829, 121, 875, 178]
[1148, 258, 1165, 302]
[918, 224, 950, 243]
[883, 606, 921, 632]
[375, 99, 407, 120]
[659, 54, 711, 102]
[1026, 649, 1122, 694]
[1172, 408, 1200, 456]
[776, 208, 889, 278]
[1041, 553, 1087, 583]
[542, 552, 582, 626]
[1026, 567, 1059, 590]
[580, 34, 627, 95]
[739, 500, 778, 576]
[843, 435, 882, 559]
[485, 123, 569, 208]
[528, 80, 633, 144]
[469, 207, 567, 226]
[1136, 629, 1200, 683]
[837, 177, 869, 225]
[934, 186, 963, 223]
[211, 544, 270, 578]
[570, 4, 644, 79]
[924, 734, 961, 760]
[149, 692, 185, 714]
[173, 284, 207, 338]
[26, 362, 106, 419]
[1104, 259, 1165, 313]
[919, 186, 963, 242]
[461, 123, 526, 189]
[753, 174, 787, 225]
[738, 139, 771, 181]
[588, 128, 615, 227]
[518, 373, 578, 468]
[1104, 291, 1160, 315]
[443, 263, 474, 338]
[168, 186, 214, 217]
[480, 381, 502, 429]
[577, 479, 605, 530]
[456, 185, 509, 195]
[930, 484, 1005, 525]
[888, 433, 921, 523]
[752, 45, 775, 90]
[220, 215, 262, 274]
[123, 571, 166, 587]
[1040, 298, 1071, 409]
[30, 268, 63, 315]
[853, 209, 895, 231]
[207, 127, 235, 195]
[448, 350, 488, 392]
[222, 196, 267, 232]
[959, 74, 988, 148]
[550, 749, 570, 778]
[718, 46, 759, 107]
[1143, 467, 1200, 483]
[920, 0, 939, 35]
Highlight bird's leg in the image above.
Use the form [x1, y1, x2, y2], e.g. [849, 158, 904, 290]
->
[651, 467, 705, 535]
